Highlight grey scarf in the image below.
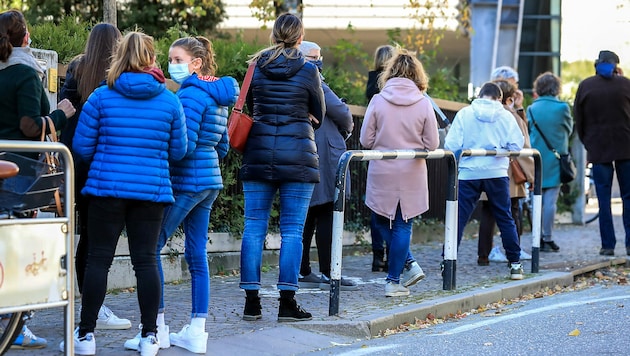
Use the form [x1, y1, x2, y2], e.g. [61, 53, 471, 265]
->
[0, 47, 44, 80]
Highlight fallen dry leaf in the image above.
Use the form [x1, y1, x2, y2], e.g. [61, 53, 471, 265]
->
[568, 329, 581, 336]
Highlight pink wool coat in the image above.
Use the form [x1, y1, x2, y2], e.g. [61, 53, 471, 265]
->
[360, 77, 440, 221]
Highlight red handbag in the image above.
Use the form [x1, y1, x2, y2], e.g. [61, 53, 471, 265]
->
[228, 61, 256, 154]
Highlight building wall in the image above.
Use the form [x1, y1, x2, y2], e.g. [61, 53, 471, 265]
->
[218, 0, 470, 89]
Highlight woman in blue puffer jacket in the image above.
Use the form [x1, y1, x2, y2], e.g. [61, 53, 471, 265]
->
[71, 31, 187, 356]
[239, 13, 325, 323]
[122, 36, 238, 354]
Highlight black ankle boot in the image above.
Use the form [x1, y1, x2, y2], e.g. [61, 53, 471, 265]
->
[243, 290, 262, 321]
[372, 249, 388, 272]
[278, 290, 312, 322]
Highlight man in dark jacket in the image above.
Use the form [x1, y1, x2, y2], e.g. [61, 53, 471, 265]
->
[574, 50, 630, 257]
[296, 40, 357, 291]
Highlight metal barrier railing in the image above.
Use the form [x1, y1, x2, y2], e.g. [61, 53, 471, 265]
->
[0, 140, 75, 355]
[329, 149, 456, 316]
[328, 148, 542, 316]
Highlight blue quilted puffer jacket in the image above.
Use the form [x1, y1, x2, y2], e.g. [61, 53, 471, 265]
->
[73, 71, 188, 203]
[169, 75, 239, 193]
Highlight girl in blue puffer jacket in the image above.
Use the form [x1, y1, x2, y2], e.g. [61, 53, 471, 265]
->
[123, 36, 238, 354]
[71, 31, 187, 356]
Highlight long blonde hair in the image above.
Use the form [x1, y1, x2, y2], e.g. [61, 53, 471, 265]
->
[378, 48, 429, 92]
[249, 12, 303, 66]
[107, 31, 155, 87]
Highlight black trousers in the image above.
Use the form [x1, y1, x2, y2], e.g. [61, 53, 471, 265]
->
[478, 197, 522, 258]
[300, 202, 334, 278]
[79, 197, 164, 336]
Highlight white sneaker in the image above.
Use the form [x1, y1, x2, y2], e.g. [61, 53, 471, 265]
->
[59, 328, 95, 355]
[489, 246, 508, 262]
[520, 249, 532, 260]
[138, 333, 160, 356]
[96, 305, 131, 330]
[170, 324, 208, 354]
[124, 324, 170, 350]
[401, 261, 425, 287]
[385, 281, 410, 297]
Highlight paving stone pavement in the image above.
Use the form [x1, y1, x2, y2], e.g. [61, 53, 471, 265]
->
[5, 203, 628, 355]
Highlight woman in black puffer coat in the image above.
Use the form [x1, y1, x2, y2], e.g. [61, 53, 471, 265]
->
[238, 12, 325, 323]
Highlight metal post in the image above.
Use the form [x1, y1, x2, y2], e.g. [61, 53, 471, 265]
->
[329, 149, 453, 316]
[442, 152, 458, 290]
[531, 151, 543, 273]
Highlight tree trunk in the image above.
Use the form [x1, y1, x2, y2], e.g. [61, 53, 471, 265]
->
[103, 0, 117, 27]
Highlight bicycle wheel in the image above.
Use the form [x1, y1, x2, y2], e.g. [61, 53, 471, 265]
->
[0, 312, 25, 355]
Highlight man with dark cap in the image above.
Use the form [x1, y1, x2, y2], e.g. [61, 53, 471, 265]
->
[574, 50, 630, 257]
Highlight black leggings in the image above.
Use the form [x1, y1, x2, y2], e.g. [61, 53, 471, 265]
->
[79, 197, 164, 336]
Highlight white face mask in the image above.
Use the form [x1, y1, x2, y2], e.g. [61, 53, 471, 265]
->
[168, 62, 192, 84]
[27, 32, 32, 47]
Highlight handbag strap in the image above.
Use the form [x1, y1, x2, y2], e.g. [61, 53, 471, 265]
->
[233, 61, 256, 112]
[529, 111, 561, 159]
[39, 116, 58, 142]
[39, 116, 47, 142]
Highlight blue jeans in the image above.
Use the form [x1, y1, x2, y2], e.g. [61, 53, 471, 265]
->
[541, 187, 560, 241]
[593, 160, 630, 250]
[239, 181, 314, 291]
[157, 189, 220, 318]
[457, 178, 521, 263]
[371, 207, 415, 283]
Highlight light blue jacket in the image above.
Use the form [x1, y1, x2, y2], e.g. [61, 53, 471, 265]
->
[445, 98, 524, 180]
[73, 71, 188, 203]
[170, 75, 239, 193]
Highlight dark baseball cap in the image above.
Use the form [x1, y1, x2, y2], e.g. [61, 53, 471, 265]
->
[597, 50, 620, 64]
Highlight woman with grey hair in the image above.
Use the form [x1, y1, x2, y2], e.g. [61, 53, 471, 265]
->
[527, 72, 573, 252]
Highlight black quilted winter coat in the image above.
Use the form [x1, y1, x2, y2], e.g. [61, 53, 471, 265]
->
[240, 48, 325, 183]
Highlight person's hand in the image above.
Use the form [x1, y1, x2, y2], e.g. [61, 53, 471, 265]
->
[308, 113, 319, 125]
[513, 89, 524, 110]
[57, 98, 76, 119]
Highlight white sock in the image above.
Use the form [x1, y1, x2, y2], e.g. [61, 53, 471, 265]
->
[190, 317, 206, 333]
[156, 313, 165, 327]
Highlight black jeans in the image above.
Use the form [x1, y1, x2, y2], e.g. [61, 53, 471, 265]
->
[79, 197, 164, 336]
[478, 197, 522, 258]
[74, 164, 89, 293]
[300, 202, 333, 278]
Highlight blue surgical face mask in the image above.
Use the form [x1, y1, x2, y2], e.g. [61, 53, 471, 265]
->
[168, 63, 192, 84]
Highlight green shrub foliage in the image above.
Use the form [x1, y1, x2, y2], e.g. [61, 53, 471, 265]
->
[31, 18, 467, 237]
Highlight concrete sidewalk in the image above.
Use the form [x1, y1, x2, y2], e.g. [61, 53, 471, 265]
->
[7, 202, 629, 355]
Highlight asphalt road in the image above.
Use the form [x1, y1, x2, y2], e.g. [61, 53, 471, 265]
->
[305, 282, 630, 356]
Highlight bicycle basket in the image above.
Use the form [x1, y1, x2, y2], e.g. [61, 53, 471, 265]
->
[0, 152, 64, 214]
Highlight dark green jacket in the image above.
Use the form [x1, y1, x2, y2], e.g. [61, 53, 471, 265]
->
[0, 64, 67, 142]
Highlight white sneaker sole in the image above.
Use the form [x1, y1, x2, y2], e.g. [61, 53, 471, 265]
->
[170, 333, 208, 354]
[402, 272, 425, 288]
[96, 320, 132, 330]
[385, 290, 410, 297]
